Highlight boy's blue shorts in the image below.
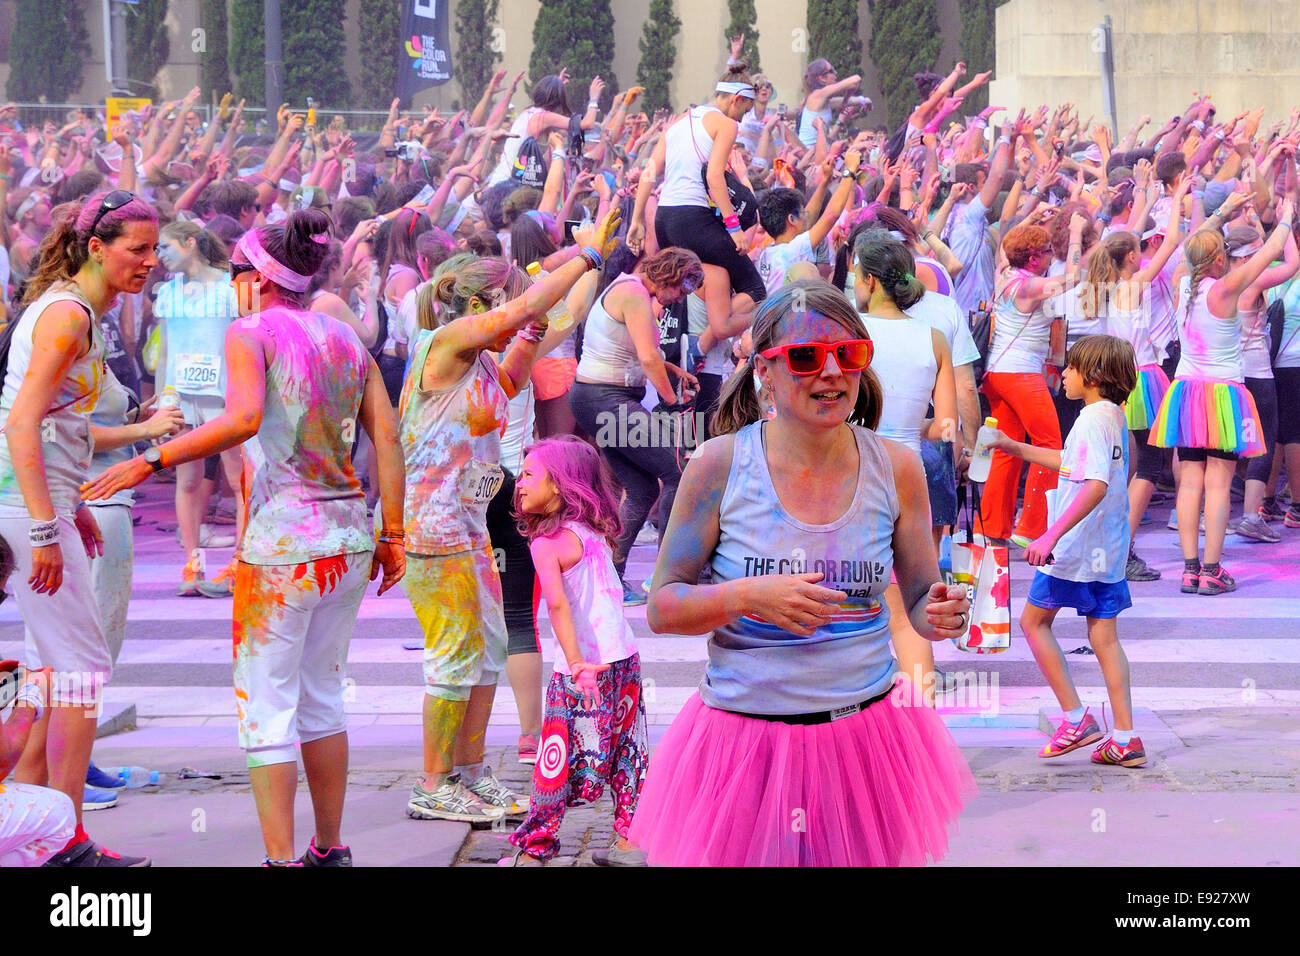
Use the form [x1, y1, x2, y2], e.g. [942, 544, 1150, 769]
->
[1026, 572, 1132, 619]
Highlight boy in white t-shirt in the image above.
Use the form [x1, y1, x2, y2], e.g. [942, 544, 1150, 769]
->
[753, 150, 861, 296]
[986, 335, 1146, 768]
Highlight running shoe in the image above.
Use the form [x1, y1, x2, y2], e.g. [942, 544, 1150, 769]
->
[466, 766, 529, 816]
[82, 785, 119, 811]
[1180, 565, 1201, 594]
[261, 858, 305, 867]
[177, 557, 204, 597]
[406, 774, 503, 823]
[1125, 550, 1161, 582]
[1090, 735, 1147, 768]
[1236, 514, 1281, 543]
[1285, 508, 1300, 529]
[517, 733, 539, 765]
[44, 840, 150, 867]
[196, 560, 236, 598]
[590, 841, 648, 867]
[1259, 500, 1286, 522]
[299, 836, 353, 867]
[1197, 565, 1236, 595]
[199, 523, 236, 548]
[1038, 709, 1104, 758]
[622, 581, 647, 607]
[85, 762, 126, 792]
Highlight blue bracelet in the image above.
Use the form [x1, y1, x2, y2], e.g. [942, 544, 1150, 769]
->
[581, 245, 604, 272]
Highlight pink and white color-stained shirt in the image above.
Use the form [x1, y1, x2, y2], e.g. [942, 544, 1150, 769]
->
[547, 521, 638, 675]
[237, 307, 373, 565]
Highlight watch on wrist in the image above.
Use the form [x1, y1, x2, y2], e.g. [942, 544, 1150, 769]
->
[144, 446, 165, 473]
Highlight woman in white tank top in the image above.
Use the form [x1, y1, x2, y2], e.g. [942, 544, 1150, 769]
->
[486, 73, 601, 186]
[1150, 203, 1294, 595]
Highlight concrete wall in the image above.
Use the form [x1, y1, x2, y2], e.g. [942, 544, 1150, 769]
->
[991, 0, 1300, 130]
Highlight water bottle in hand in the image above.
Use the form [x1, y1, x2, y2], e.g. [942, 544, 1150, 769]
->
[968, 417, 999, 484]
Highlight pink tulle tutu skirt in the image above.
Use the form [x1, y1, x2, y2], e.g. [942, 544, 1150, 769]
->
[628, 681, 976, 866]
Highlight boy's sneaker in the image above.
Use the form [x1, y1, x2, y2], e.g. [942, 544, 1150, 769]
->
[1284, 508, 1300, 529]
[1197, 565, 1236, 595]
[1091, 735, 1147, 768]
[1236, 514, 1281, 543]
[1180, 565, 1201, 594]
[1038, 709, 1104, 758]
[82, 785, 119, 811]
[407, 774, 503, 823]
[1125, 549, 1161, 582]
[177, 558, 204, 597]
[622, 581, 647, 607]
[466, 766, 529, 816]
[196, 560, 236, 598]
[1259, 500, 1286, 522]
[44, 840, 150, 867]
[299, 836, 353, 867]
[517, 733, 539, 765]
[85, 762, 126, 792]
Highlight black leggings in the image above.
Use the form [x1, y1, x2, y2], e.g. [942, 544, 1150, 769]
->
[1244, 376, 1278, 484]
[377, 352, 406, 409]
[570, 382, 683, 576]
[485, 469, 541, 656]
[655, 204, 767, 304]
[1130, 429, 1163, 484]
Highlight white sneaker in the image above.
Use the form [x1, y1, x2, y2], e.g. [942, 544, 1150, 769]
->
[466, 766, 529, 816]
[199, 523, 236, 548]
[406, 774, 503, 823]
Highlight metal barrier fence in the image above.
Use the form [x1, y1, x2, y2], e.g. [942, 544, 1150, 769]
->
[7, 103, 394, 134]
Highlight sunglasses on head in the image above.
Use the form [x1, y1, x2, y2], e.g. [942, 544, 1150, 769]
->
[88, 189, 135, 236]
[760, 339, 873, 376]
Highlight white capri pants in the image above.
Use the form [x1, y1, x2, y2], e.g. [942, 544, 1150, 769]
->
[232, 552, 371, 768]
[87, 503, 134, 665]
[0, 507, 111, 706]
[0, 781, 77, 866]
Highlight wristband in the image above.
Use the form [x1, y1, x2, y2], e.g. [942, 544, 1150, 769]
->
[518, 321, 548, 343]
[29, 518, 59, 546]
[587, 101, 599, 111]
[1281, 220, 1293, 232]
[580, 245, 604, 272]
[723, 213, 741, 231]
[997, 135, 1011, 147]
[16, 682, 46, 722]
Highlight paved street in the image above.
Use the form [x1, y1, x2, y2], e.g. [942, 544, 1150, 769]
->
[5, 482, 1298, 866]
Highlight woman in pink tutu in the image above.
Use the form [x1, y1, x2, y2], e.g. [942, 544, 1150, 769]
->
[631, 279, 975, 867]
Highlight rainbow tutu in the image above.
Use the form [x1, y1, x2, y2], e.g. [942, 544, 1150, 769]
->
[1125, 364, 1171, 431]
[1150, 377, 1265, 457]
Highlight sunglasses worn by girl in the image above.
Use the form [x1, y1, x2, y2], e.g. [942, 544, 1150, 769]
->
[760, 339, 873, 375]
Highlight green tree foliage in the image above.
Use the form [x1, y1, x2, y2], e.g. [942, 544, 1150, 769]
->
[530, 0, 619, 112]
[868, 0, 943, 128]
[360, 0, 403, 105]
[636, 0, 681, 114]
[282, 0, 351, 107]
[957, 0, 998, 112]
[199, 0, 232, 98]
[126, 0, 171, 92]
[455, 0, 501, 107]
[229, 0, 266, 105]
[6, 1, 92, 102]
[808, 0, 863, 81]
[725, 0, 760, 72]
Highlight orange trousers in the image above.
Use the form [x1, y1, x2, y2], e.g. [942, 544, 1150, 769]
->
[979, 371, 1062, 540]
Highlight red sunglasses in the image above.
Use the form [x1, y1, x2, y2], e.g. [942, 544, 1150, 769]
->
[760, 339, 873, 375]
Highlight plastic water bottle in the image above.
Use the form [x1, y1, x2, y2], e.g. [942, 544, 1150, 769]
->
[102, 766, 160, 788]
[525, 262, 574, 331]
[968, 417, 999, 484]
[158, 385, 180, 409]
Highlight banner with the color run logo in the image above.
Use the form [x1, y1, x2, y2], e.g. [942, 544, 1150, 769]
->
[398, 0, 453, 100]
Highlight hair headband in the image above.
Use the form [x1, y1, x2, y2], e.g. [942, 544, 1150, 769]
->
[236, 229, 313, 293]
[716, 81, 757, 99]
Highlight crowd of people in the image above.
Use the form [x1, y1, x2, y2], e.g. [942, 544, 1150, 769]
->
[1, 33, 1297, 867]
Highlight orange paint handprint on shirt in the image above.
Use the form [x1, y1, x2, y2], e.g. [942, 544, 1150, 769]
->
[464, 378, 505, 437]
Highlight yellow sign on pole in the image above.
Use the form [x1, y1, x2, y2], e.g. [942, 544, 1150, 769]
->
[105, 97, 151, 134]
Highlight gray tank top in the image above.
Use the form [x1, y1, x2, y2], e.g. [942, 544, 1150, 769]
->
[575, 275, 647, 387]
[702, 421, 900, 714]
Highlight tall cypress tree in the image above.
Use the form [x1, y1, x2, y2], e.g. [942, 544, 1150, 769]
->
[636, 0, 680, 114]
[6, 1, 91, 102]
[282, 0, 351, 107]
[868, 0, 943, 128]
[958, 0, 998, 112]
[229, 0, 266, 105]
[725, 0, 760, 72]
[455, 0, 501, 107]
[126, 0, 171, 91]
[360, 0, 403, 105]
[530, 0, 618, 112]
[807, 0, 863, 81]
[199, 0, 232, 98]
